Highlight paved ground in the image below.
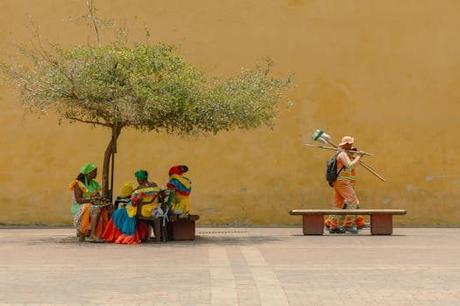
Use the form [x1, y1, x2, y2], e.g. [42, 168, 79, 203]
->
[0, 227, 459, 305]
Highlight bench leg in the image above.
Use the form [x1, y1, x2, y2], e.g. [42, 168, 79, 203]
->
[302, 215, 324, 235]
[371, 214, 393, 235]
[171, 219, 196, 241]
[153, 219, 162, 241]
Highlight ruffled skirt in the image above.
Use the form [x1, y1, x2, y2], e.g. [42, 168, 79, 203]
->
[72, 203, 109, 239]
[102, 207, 149, 244]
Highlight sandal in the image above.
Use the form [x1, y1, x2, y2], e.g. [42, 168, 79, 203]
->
[86, 236, 105, 243]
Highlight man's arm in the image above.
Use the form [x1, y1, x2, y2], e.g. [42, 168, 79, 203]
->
[337, 151, 361, 169]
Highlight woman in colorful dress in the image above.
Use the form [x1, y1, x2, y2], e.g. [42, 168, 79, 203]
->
[102, 170, 161, 244]
[167, 165, 192, 216]
[101, 182, 150, 244]
[133, 169, 161, 218]
[69, 163, 110, 242]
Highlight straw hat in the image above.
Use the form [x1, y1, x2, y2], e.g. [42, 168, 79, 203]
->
[338, 136, 354, 146]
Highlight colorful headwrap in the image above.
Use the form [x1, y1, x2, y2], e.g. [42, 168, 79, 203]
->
[168, 165, 189, 177]
[135, 169, 148, 181]
[167, 165, 191, 196]
[80, 163, 97, 175]
[120, 182, 134, 198]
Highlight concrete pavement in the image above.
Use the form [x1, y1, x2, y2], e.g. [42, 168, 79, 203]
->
[0, 227, 459, 305]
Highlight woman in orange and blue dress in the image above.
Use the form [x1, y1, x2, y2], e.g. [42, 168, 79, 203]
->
[102, 170, 160, 244]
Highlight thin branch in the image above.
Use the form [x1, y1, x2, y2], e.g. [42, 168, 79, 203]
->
[23, 32, 77, 87]
[67, 116, 111, 127]
[87, 0, 101, 46]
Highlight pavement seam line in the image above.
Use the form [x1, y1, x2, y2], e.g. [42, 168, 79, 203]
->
[209, 247, 237, 305]
[241, 246, 289, 306]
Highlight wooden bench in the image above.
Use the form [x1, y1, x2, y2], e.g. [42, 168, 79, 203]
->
[136, 215, 167, 242]
[289, 209, 407, 235]
[137, 213, 200, 241]
[134, 189, 200, 242]
[168, 214, 200, 241]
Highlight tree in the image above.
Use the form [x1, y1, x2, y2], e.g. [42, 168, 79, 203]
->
[0, 1, 292, 199]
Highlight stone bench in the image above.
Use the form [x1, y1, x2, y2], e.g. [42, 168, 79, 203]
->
[289, 209, 407, 235]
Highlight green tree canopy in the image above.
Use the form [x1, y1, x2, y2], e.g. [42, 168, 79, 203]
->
[4, 43, 290, 134]
[1, 7, 291, 198]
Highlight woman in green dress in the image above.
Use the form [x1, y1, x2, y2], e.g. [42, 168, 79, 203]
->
[69, 163, 109, 242]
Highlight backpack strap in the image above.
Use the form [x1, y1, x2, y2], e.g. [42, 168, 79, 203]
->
[337, 166, 345, 176]
[335, 152, 345, 176]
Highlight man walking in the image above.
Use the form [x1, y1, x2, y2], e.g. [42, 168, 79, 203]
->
[328, 136, 365, 234]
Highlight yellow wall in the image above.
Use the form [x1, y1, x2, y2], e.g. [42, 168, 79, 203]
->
[1, 0, 459, 226]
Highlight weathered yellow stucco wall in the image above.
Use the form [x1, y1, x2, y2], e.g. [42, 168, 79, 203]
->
[0, 0, 459, 226]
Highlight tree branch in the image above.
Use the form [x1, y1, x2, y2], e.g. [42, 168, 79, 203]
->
[67, 116, 111, 127]
[87, 0, 101, 46]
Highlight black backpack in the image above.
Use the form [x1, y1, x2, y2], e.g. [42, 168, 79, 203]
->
[326, 153, 344, 187]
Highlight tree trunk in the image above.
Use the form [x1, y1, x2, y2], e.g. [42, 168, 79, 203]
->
[102, 126, 122, 199]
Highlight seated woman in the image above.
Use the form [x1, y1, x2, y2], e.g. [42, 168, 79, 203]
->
[69, 163, 110, 242]
[167, 165, 192, 217]
[133, 169, 161, 218]
[102, 170, 161, 244]
[101, 183, 149, 244]
[113, 185, 132, 210]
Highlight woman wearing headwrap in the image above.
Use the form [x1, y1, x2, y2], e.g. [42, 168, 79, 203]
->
[101, 182, 149, 244]
[113, 183, 134, 210]
[167, 165, 192, 216]
[133, 169, 161, 218]
[68, 163, 109, 242]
